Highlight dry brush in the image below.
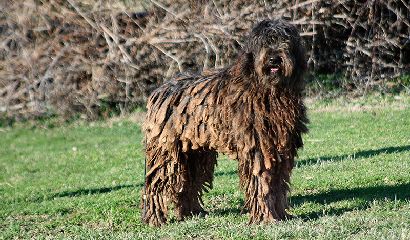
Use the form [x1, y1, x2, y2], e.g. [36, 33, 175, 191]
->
[0, 0, 409, 120]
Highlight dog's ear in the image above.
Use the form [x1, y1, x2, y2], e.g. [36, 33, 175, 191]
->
[291, 41, 307, 91]
[230, 52, 254, 77]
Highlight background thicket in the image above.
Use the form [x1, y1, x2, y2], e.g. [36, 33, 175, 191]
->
[1, 0, 409, 120]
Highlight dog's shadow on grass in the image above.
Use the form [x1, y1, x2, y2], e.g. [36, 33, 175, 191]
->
[214, 169, 237, 177]
[211, 145, 410, 220]
[210, 183, 410, 220]
[291, 182, 410, 220]
[49, 183, 143, 199]
[212, 207, 243, 217]
[297, 145, 410, 167]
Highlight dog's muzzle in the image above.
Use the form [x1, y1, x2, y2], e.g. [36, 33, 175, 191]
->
[268, 56, 282, 75]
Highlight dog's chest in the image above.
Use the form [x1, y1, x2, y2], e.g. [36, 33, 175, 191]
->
[213, 92, 303, 153]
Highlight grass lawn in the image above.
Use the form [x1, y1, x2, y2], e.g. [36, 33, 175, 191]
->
[1, 95, 409, 239]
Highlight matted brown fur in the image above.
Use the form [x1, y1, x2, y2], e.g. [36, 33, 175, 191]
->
[142, 19, 308, 226]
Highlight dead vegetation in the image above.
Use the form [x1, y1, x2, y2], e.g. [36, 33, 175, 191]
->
[0, 0, 409, 120]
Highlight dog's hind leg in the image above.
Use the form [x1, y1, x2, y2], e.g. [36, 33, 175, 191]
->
[142, 143, 217, 225]
[173, 149, 217, 220]
[141, 146, 169, 226]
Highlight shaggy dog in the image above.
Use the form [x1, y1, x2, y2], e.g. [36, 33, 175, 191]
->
[142, 19, 308, 226]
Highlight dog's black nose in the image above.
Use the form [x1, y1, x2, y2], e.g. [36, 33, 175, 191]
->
[269, 57, 282, 66]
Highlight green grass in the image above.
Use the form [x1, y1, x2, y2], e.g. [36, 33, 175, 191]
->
[1, 97, 410, 239]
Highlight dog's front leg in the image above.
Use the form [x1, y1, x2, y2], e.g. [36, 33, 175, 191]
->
[239, 151, 292, 223]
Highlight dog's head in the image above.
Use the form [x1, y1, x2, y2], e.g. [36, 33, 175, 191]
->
[242, 19, 306, 89]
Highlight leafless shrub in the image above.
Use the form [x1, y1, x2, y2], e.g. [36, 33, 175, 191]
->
[0, 0, 409, 120]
